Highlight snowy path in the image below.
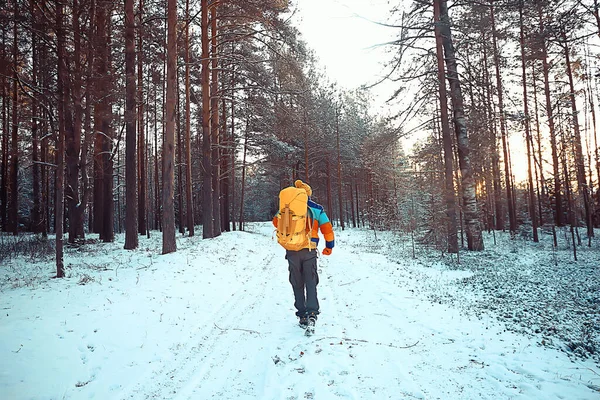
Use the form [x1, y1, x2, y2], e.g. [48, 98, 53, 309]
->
[1, 223, 599, 399]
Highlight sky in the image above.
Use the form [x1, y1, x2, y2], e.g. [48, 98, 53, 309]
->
[289, 0, 397, 103]
[1, 223, 598, 399]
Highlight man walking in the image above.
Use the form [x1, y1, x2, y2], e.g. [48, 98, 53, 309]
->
[273, 180, 335, 335]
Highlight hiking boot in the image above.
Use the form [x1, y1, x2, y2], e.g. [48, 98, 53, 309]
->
[299, 316, 308, 328]
[305, 313, 317, 336]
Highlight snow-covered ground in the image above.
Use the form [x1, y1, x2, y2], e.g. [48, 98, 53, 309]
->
[1, 223, 599, 399]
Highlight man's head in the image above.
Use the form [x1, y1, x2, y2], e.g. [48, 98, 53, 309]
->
[294, 179, 312, 197]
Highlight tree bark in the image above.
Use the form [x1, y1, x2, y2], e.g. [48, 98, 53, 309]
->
[103, 3, 114, 242]
[220, 96, 230, 232]
[162, 0, 177, 254]
[77, 0, 95, 240]
[481, 36, 504, 231]
[304, 108, 309, 181]
[562, 29, 594, 239]
[239, 116, 249, 231]
[355, 175, 360, 228]
[155, 57, 163, 232]
[1, 28, 7, 231]
[177, 88, 184, 235]
[184, 0, 194, 236]
[562, 137, 578, 260]
[230, 76, 236, 231]
[519, 3, 539, 242]
[39, 12, 49, 238]
[93, 1, 108, 236]
[30, 0, 40, 233]
[349, 180, 356, 228]
[137, 0, 147, 235]
[201, 0, 214, 238]
[531, 61, 547, 226]
[211, 5, 221, 238]
[490, 2, 516, 234]
[124, 0, 138, 249]
[65, 0, 84, 242]
[9, 0, 19, 235]
[56, 0, 66, 277]
[538, 1, 564, 226]
[434, 0, 458, 253]
[438, 0, 484, 251]
[336, 106, 344, 230]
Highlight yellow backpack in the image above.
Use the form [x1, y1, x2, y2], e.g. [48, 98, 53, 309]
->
[276, 186, 314, 251]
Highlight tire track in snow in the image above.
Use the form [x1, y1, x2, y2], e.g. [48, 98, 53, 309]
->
[116, 250, 276, 399]
[261, 253, 361, 400]
[170, 251, 281, 400]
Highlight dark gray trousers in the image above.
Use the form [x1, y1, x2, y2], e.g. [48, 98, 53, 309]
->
[286, 248, 319, 317]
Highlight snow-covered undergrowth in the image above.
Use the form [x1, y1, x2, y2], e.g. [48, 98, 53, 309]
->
[361, 227, 600, 364]
[1, 223, 599, 399]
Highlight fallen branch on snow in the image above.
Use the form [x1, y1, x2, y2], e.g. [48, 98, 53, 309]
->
[214, 322, 261, 335]
[340, 278, 362, 286]
[313, 336, 419, 349]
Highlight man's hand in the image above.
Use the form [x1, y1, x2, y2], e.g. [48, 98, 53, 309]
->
[322, 248, 332, 256]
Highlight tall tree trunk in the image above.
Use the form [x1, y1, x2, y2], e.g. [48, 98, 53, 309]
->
[77, 0, 94, 240]
[66, 0, 84, 242]
[519, 3, 539, 242]
[39, 13, 49, 238]
[490, 2, 516, 235]
[184, 0, 194, 236]
[211, 5, 221, 237]
[137, 0, 147, 235]
[117, 146, 122, 234]
[482, 37, 504, 231]
[201, 0, 214, 238]
[562, 139, 578, 260]
[162, 0, 177, 254]
[438, 0, 484, 250]
[230, 78, 236, 231]
[93, 1, 108, 236]
[531, 61, 546, 226]
[95, 0, 114, 242]
[1, 27, 7, 231]
[335, 106, 344, 230]
[355, 175, 360, 228]
[349, 180, 356, 228]
[434, 0, 458, 253]
[30, 0, 40, 233]
[220, 96, 229, 232]
[304, 108, 309, 181]
[124, 0, 138, 249]
[538, 1, 564, 226]
[9, 0, 19, 235]
[562, 30, 594, 239]
[1, 28, 7, 231]
[56, 0, 66, 277]
[41, 130, 48, 237]
[155, 60, 163, 232]
[239, 118, 249, 231]
[177, 89, 184, 235]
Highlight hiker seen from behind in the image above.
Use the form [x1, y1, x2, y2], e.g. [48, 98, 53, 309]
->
[273, 180, 335, 335]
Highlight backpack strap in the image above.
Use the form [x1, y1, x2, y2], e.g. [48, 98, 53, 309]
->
[306, 208, 315, 251]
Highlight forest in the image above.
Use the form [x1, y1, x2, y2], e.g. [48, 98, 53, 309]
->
[0, 0, 599, 272]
